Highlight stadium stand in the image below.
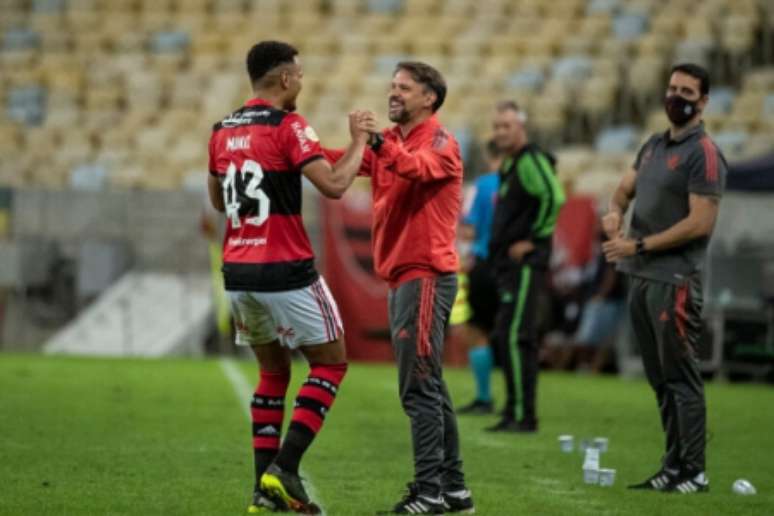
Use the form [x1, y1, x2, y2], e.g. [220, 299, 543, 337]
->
[1, 0, 773, 194]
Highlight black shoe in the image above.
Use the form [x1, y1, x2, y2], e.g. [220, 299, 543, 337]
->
[443, 489, 475, 513]
[260, 464, 320, 514]
[627, 468, 678, 491]
[247, 485, 287, 513]
[457, 399, 494, 415]
[382, 483, 445, 514]
[665, 472, 709, 494]
[485, 417, 537, 433]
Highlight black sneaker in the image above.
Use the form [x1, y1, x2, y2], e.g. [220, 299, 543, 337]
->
[443, 489, 475, 513]
[627, 468, 678, 491]
[665, 472, 709, 494]
[247, 485, 287, 513]
[457, 399, 494, 415]
[383, 483, 445, 514]
[260, 464, 321, 514]
[485, 417, 537, 433]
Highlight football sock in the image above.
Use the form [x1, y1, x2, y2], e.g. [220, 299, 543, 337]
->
[251, 370, 290, 484]
[469, 345, 493, 402]
[274, 363, 347, 474]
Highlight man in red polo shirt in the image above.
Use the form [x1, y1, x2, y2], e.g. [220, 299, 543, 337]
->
[327, 61, 473, 515]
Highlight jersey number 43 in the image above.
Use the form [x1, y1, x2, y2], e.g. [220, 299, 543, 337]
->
[221, 159, 270, 229]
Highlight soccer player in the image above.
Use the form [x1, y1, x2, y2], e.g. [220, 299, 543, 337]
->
[207, 40, 374, 514]
[487, 101, 566, 433]
[602, 63, 726, 494]
[326, 62, 473, 514]
[456, 140, 502, 415]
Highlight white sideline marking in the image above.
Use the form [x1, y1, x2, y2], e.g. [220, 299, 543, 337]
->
[219, 358, 327, 515]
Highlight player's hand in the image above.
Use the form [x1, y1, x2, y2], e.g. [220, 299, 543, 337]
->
[602, 237, 636, 262]
[349, 110, 377, 143]
[601, 212, 623, 239]
[508, 240, 535, 263]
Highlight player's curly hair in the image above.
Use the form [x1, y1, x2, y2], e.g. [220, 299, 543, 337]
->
[395, 61, 447, 112]
[246, 41, 298, 84]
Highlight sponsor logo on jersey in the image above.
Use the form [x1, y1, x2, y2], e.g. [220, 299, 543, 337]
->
[291, 121, 311, 153]
[304, 125, 320, 142]
[228, 237, 268, 247]
[226, 135, 251, 151]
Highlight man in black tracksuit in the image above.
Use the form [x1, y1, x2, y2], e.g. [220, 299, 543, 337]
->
[487, 101, 565, 433]
[603, 63, 727, 494]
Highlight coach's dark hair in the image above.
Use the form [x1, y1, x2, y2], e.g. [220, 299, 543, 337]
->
[246, 40, 298, 84]
[670, 63, 710, 95]
[395, 61, 447, 112]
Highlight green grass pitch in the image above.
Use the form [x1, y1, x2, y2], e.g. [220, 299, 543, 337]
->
[1, 353, 772, 515]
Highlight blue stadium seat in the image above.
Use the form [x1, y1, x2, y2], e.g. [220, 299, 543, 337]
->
[594, 125, 639, 153]
[613, 13, 649, 41]
[3, 28, 40, 51]
[705, 87, 736, 115]
[374, 54, 407, 74]
[586, 0, 620, 16]
[763, 93, 774, 116]
[713, 131, 749, 157]
[6, 86, 46, 126]
[552, 56, 593, 82]
[367, 0, 402, 13]
[70, 163, 108, 191]
[505, 67, 545, 92]
[150, 31, 190, 53]
[32, 0, 65, 11]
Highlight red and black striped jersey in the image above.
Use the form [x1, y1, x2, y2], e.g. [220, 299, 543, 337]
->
[208, 98, 324, 291]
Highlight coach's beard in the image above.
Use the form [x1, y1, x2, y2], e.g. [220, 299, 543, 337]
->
[388, 98, 409, 123]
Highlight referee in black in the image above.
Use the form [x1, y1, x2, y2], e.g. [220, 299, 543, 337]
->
[487, 101, 565, 433]
[602, 63, 727, 494]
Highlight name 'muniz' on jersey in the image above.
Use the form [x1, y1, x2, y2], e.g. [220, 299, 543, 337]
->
[208, 98, 324, 292]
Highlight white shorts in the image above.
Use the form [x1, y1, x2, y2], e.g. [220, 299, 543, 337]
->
[227, 277, 343, 349]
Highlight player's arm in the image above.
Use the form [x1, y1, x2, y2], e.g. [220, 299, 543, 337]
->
[321, 146, 374, 177]
[207, 174, 225, 212]
[302, 142, 367, 199]
[376, 138, 461, 182]
[303, 112, 374, 198]
[206, 133, 225, 212]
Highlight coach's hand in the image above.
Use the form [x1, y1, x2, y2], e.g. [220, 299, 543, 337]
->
[601, 211, 623, 239]
[602, 237, 636, 262]
[508, 240, 535, 262]
[349, 110, 377, 143]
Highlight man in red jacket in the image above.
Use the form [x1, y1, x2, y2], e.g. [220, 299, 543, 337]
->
[327, 61, 472, 515]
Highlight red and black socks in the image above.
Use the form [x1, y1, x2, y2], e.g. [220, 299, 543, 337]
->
[251, 370, 291, 484]
[274, 363, 348, 474]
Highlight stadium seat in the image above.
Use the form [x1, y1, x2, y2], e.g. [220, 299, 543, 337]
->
[594, 125, 639, 154]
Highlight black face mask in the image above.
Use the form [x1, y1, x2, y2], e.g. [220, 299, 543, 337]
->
[664, 94, 700, 126]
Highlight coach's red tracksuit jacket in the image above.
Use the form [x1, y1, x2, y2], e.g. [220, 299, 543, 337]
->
[326, 115, 462, 288]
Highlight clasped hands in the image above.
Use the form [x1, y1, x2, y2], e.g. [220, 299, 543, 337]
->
[349, 110, 379, 144]
[601, 212, 636, 262]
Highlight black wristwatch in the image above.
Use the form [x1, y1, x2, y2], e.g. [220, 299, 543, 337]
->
[635, 237, 647, 255]
[368, 132, 384, 152]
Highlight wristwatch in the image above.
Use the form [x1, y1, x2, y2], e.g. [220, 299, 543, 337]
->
[635, 237, 647, 255]
[368, 132, 384, 152]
